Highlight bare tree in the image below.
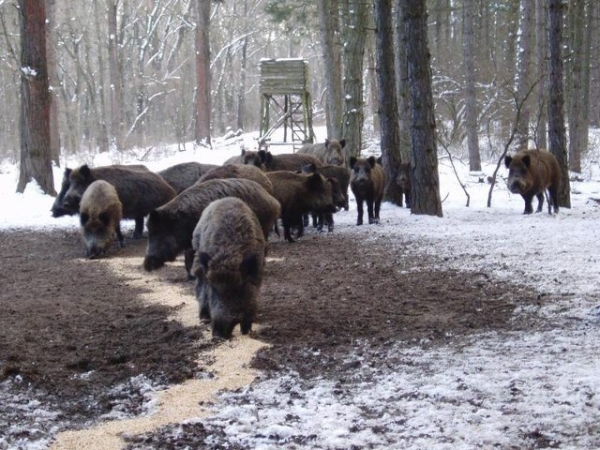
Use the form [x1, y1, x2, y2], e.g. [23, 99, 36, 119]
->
[534, 0, 547, 149]
[45, 0, 60, 166]
[16, 0, 56, 195]
[318, 0, 343, 140]
[462, 0, 481, 172]
[547, 0, 570, 208]
[514, 0, 534, 150]
[341, 0, 368, 159]
[194, 0, 212, 146]
[394, 0, 411, 165]
[374, 0, 403, 205]
[402, 0, 442, 216]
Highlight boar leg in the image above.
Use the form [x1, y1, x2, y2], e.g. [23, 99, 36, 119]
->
[367, 198, 375, 224]
[282, 216, 296, 242]
[184, 248, 195, 280]
[240, 316, 253, 335]
[549, 187, 559, 214]
[133, 216, 145, 239]
[374, 199, 382, 224]
[356, 196, 364, 226]
[535, 193, 545, 213]
[116, 223, 125, 248]
[522, 194, 534, 214]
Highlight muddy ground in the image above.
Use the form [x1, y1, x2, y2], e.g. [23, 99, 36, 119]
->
[0, 226, 542, 448]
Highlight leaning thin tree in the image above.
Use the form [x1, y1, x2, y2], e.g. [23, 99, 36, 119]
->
[16, 0, 56, 195]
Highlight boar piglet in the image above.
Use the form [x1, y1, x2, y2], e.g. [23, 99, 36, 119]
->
[504, 149, 561, 214]
[79, 180, 124, 259]
[350, 156, 385, 225]
[192, 197, 266, 339]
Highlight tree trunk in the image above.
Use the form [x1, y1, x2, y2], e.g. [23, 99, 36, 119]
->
[567, 0, 587, 173]
[462, 0, 481, 172]
[45, 0, 60, 166]
[17, 0, 56, 195]
[318, 0, 343, 140]
[107, 0, 123, 149]
[394, 0, 411, 165]
[402, 0, 443, 217]
[374, 0, 403, 206]
[535, 0, 547, 149]
[547, 0, 570, 208]
[341, 0, 368, 159]
[514, 0, 534, 150]
[195, 0, 211, 147]
[236, 0, 249, 132]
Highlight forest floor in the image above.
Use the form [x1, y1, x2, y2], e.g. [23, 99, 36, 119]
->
[0, 219, 551, 449]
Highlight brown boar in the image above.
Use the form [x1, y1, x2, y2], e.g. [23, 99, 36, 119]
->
[192, 197, 266, 338]
[62, 164, 177, 238]
[223, 148, 266, 170]
[266, 170, 336, 242]
[297, 139, 346, 166]
[79, 180, 124, 259]
[144, 178, 280, 278]
[197, 164, 273, 194]
[505, 149, 561, 214]
[301, 163, 349, 232]
[249, 150, 324, 172]
[350, 156, 385, 225]
[158, 162, 219, 193]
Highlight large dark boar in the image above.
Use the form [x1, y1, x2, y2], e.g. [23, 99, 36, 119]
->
[158, 162, 219, 193]
[197, 164, 273, 194]
[79, 180, 124, 259]
[192, 197, 266, 339]
[62, 164, 176, 238]
[297, 139, 346, 166]
[144, 178, 280, 278]
[223, 148, 266, 170]
[266, 170, 336, 242]
[350, 156, 385, 225]
[504, 149, 561, 214]
[51, 164, 149, 217]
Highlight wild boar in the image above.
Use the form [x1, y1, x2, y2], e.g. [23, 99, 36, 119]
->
[350, 156, 385, 225]
[79, 180, 123, 259]
[223, 148, 266, 170]
[144, 178, 280, 278]
[51, 164, 148, 218]
[247, 150, 324, 172]
[505, 149, 561, 214]
[297, 139, 346, 166]
[197, 164, 273, 194]
[266, 170, 336, 242]
[192, 197, 266, 338]
[158, 162, 219, 194]
[62, 164, 177, 238]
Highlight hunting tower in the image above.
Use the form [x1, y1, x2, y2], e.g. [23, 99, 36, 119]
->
[258, 58, 315, 150]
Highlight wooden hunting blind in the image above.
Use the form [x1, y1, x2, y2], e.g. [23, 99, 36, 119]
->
[258, 58, 315, 149]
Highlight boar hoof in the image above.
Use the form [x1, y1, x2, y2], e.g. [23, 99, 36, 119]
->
[356, 220, 363, 226]
[328, 225, 334, 232]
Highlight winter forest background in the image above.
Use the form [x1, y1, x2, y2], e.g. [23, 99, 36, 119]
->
[0, 0, 597, 201]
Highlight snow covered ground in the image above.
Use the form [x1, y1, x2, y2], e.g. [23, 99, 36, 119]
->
[1, 129, 600, 448]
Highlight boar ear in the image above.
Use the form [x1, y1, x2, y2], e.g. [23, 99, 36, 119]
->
[240, 254, 259, 279]
[504, 156, 513, 168]
[80, 164, 92, 178]
[349, 156, 358, 169]
[522, 155, 531, 168]
[303, 163, 317, 174]
[80, 212, 89, 226]
[339, 139, 346, 148]
[367, 156, 377, 168]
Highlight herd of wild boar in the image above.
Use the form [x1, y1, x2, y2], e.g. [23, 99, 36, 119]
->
[50, 139, 561, 338]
